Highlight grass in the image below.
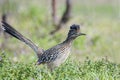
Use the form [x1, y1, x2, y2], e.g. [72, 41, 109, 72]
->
[0, 52, 120, 80]
[0, 0, 120, 79]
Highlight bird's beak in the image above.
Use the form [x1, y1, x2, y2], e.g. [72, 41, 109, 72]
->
[77, 32, 86, 36]
[80, 33, 86, 35]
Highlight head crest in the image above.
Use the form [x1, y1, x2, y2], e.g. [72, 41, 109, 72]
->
[70, 24, 80, 33]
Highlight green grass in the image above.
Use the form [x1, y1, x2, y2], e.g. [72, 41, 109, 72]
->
[0, 53, 120, 80]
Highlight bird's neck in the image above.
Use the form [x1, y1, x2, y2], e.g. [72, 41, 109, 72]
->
[63, 37, 75, 46]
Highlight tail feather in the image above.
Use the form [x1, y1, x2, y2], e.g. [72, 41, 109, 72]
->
[2, 21, 43, 57]
[2, 21, 24, 41]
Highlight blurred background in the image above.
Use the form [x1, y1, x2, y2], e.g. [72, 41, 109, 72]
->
[0, 0, 120, 63]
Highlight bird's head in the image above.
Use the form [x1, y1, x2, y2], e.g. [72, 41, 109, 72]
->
[67, 24, 86, 40]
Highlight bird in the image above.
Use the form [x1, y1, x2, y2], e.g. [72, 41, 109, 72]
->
[1, 21, 86, 71]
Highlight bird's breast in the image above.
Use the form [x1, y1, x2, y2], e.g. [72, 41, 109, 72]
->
[52, 46, 71, 67]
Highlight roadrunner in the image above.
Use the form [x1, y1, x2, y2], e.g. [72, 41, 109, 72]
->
[1, 21, 86, 70]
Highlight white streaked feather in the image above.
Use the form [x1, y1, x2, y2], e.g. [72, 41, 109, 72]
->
[1, 26, 5, 31]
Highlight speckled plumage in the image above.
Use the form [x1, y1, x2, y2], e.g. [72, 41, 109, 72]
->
[37, 41, 72, 70]
[2, 21, 85, 70]
[36, 24, 85, 70]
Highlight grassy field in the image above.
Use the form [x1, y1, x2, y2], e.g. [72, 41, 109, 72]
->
[0, 0, 120, 80]
[0, 52, 120, 80]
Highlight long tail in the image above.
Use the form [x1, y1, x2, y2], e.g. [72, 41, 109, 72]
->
[1, 21, 43, 57]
